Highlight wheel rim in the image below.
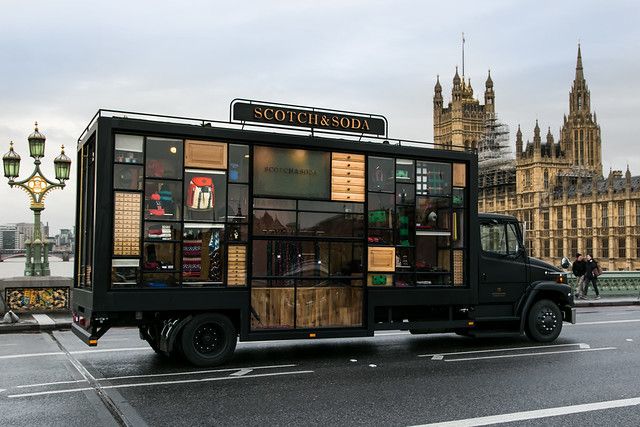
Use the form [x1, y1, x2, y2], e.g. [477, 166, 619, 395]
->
[535, 306, 559, 335]
[193, 323, 225, 356]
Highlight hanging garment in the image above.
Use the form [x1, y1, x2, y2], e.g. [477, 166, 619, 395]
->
[148, 193, 165, 216]
[187, 177, 214, 210]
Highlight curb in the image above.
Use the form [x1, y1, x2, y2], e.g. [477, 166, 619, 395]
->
[0, 322, 71, 334]
[575, 300, 640, 308]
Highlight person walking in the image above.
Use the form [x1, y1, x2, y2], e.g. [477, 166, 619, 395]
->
[572, 253, 587, 299]
[584, 254, 601, 300]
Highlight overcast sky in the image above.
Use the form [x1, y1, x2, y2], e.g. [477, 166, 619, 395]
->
[1, 0, 639, 234]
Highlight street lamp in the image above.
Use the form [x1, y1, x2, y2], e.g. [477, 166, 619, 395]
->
[2, 123, 71, 276]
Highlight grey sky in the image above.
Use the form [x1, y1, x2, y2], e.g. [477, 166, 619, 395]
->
[1, 0, 639, 234]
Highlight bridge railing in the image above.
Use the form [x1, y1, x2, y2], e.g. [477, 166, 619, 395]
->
[567, 271, 640, 297]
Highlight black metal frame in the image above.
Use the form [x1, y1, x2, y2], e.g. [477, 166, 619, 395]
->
[73, 110, 479, 341]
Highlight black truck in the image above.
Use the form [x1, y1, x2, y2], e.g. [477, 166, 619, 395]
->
[72, 105, 575, 367]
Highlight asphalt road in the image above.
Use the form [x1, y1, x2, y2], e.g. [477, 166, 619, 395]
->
[1, 306, 639, 426]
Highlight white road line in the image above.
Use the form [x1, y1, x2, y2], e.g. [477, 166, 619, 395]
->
[418, 343, 587, 358]
[8, 370, 314, 398]
[445, 347, 616, 362]
[94, 364, 297, 382]
[570, 319, 640, 326]
[70, 347, 150, 355]
[0, 351, 63, 360]
[409, 396, 640, 427]
[32, 314, 55, 326]
[16, 379, 88, 389]
[0, 343, 18, 347]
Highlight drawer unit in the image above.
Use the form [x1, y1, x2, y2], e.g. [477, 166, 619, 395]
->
[332, 153, 365, 202]
[227, 244, 247, 286]
[367, 246, 396, 272]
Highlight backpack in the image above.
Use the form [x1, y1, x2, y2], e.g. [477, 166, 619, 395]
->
[594, 265, 603, 277]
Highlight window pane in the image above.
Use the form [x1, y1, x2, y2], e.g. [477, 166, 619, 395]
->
[144, 222, 181, 241]
[298, 200, 364, 213]
[480, 223, 507, 255]
[416, 196, 451, 231]
[184, 170, 226, 222]
[182, 226, 225, 285]
[145, 180, 182, 221]
[111, 259, 139, 289]
[506, 223, 519, 254]
[143, 242, 179, 271]
[368, 157, 395, 192]
[416, 235, 450, 272]
[396, 159, 415, 182]
[115, 134, 143, 164]
[298, 212, 364, 238]
[396, 183, 415, 205]
[253, 198, 296, 210]
[145, 138, 183, 179]
[253, 210, 296, 236]
[396, 206, 415, 247]
[368, 192, 394, 228]
[227, 184, 249, 221]
[142, 272, 179, 288]
[229, 144, 250, 183]
[329, 242, 363, 276]
[416, 161, 451, 196]
[114, 164, 143, 190]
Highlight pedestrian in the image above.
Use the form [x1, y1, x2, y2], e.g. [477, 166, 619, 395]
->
[584, 254, 601, 300]
[572, 253, 587, 299]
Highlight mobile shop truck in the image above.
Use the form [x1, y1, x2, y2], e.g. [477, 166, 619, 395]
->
[72, 101, 576, 367]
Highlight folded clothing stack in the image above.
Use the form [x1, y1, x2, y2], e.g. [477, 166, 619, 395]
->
[183, 240, 202, 277]
[147, 225, 172, 239]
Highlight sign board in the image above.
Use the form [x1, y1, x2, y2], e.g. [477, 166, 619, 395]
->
[231, 100, 387, 136]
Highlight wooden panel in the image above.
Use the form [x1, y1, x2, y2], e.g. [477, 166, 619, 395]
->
[332, 159, 365, 171]
[367, 246, 395, 272]
[453, 163, 466, 187]
[453, 250, 464, 286]
[251, 288, 295, 329]
[331, 176, 365, 186]
[296, 287, 363, 328]
[331, 192, 365, 202]
[185, 140, 227, 169]
[331, 184, 365, 194]
[113, 192, 141, 256]
[332, 152, 365, 162]
[227, 244, 246, 286]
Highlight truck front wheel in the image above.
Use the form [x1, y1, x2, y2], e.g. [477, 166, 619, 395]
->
[180, 313, 237, 367]
[526, 299, 562, 342]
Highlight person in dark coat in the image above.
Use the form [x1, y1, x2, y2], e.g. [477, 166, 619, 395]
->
[584, 254, 601, 300]
[572, 253, 587, 299]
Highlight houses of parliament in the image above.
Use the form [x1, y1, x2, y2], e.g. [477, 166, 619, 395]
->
[434, 45, 640, 271]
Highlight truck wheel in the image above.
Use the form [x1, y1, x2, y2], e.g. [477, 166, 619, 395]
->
[526, 299, 562, 342]
[180, 313, 237, 367]
[139, 325, 163, 355]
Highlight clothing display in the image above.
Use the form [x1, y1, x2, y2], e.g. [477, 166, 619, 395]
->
[147, 225, 172, 239]
[147, 187, 176, 217]
[182, 240, 202, 277]
[187, 177, 214, 210]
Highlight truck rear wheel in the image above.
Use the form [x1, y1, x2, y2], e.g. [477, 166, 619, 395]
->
[180, 313, 237, 367]
[526, 299, 562, 342]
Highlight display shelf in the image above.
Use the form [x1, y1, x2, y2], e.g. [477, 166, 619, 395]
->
[416, 230, 451, 236]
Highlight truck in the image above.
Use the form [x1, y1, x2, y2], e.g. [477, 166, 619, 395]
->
[72, 102, 576, 367]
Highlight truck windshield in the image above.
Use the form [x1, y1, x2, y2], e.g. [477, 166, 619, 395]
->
[480, 222, 520, 256]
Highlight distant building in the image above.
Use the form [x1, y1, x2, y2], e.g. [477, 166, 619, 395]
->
[0, 224, 18, 250]
[435, 45, 640, 270]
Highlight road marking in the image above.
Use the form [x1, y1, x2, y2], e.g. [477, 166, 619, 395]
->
[409, 396, 640, 427]
[32, 314, 55, 326]
[16, 379, 88, 389]
[0, 347, 150, 361]
[0, 343, 18, 347]
[569, 319, 640, 326]
[95, 364, 297, 382]
[230, 368, 253, 376]
[7, 371, 314, 398]
[444, 347, 616, 362]
[418, 343, 588, 359]
[0, 351, 63, 360]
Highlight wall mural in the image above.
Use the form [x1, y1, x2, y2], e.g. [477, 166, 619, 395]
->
[5, 287, 69, 311]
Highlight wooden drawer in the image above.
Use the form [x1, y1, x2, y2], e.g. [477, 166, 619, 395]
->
[332, 159, 365, 171]
[367, 246, 395, 272]
[332, 152, 365, 162]
[185, 140, 227, 169]
[331, 167, 365, 178]
[331, 184, 365, 194]
[331, 192, 365, 202]
[331, 176, 365, 186]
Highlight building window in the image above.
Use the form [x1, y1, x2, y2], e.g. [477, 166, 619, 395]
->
[557, 208, 563, 229]
[556, 239, 563, 258]
[543, 240, 550, 258]
[601, 237, 609, 259]
[637, 238, 640, 258]
[570, 206, 578, 228]
[542, 210, 550, 229]
[525, 170, 531, 189]
[585, 204, 592, 228]
[585, 238, 593, 257]
[618, 237, 626, 258]
[570, 239, 578, 257]
[601, 203, 608, 228]
[618, 202, 625, 227]
[544, 169, 549, 190]
[636, 201, 640, 226]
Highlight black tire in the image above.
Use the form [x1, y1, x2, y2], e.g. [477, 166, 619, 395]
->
[526, 299, 563, 342]
[180, 313, 237, 367]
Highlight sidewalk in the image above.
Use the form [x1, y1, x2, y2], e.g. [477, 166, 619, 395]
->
[1, 295, 638, 334]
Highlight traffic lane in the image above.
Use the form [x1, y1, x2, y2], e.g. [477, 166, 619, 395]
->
[61, 320, 638, 426]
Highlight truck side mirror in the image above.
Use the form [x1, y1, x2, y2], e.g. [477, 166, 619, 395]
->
[560, 257, 570, 269]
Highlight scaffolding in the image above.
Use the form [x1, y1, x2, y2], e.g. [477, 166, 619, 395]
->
[478, 113, 516, 188]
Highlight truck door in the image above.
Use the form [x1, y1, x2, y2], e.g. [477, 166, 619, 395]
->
[478, 220, 528, 305]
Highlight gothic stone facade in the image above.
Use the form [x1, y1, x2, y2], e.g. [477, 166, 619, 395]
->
[436, 46, 640, 271]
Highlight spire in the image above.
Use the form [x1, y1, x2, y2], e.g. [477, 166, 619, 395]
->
[453, 66, 461, 84]
[575, 43, 584, 80]
[434, 75, 442, 92]
[546, 127, 554, 144]
[516, 124, 523, 159]
[485, 69, 493, 88]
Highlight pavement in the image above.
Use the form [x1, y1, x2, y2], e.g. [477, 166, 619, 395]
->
[1, 295, 638, 334]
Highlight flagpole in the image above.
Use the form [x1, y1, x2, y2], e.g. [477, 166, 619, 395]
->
[462, 32, 465, 79]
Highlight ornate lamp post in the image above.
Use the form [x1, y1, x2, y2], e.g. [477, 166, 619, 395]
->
[3, 123, 71, 276]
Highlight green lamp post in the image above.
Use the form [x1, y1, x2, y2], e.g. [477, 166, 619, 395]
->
[2, 123, 72, 276]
